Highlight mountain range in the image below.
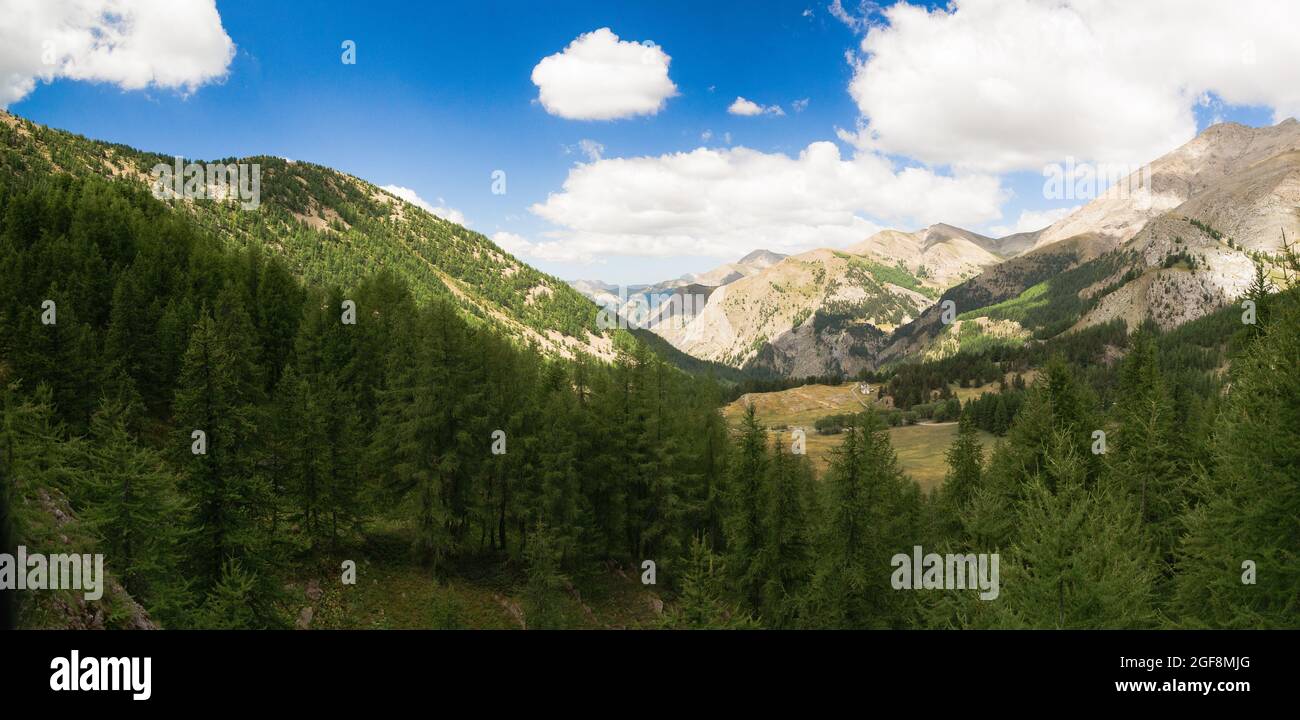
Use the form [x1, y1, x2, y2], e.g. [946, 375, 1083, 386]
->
[571, 119, 1300, 376]
[5, 108, 1296, 380]
[883, 118, 1299, 367]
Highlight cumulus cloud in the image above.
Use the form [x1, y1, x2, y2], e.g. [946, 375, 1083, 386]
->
[563, 139, 605, 162]
[728, 96, 784, 117]
[530, 28, 677, 120]
[845, 0, 1300, 172]
[491, 231, 537, 258]
[527, 142, 1007, 262]
[0, 0, 235, 107]
[381, 185, 469, 227]
[987, 205, 1080, 238]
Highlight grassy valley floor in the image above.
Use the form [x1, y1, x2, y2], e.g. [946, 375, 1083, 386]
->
[723, 383, 997, 491]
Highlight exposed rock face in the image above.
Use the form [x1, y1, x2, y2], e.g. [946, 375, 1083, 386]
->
[646, 221, 1061, 373]
[746, 320, 888, 378]
[1035, 119, 1300, 249]
[658, 247, 934, 370]
[878, 233, 1117, 365]
[1072, 216, 1258, 332]
[1035, 121, 1299, 337]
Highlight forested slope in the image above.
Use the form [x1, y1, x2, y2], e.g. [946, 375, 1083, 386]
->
[0, 109, 610, 361]
[0, 171, 733, 627]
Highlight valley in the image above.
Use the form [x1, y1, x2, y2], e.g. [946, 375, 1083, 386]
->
[3, 2, 1299, 699]
[2, 110, 1295, 633]
[721, 382, 997, 490]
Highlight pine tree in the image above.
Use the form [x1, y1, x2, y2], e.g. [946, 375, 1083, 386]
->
[78, 395, 192, 624]
[1174, 255, 1299, 628]
[534, 372, 583, 562]
[991, 395, 1009, 435]
[756, 438, 813, 627]
[253, 255, 302, 392]
[523, 521, 569, 630]
[1242, 259, 1273, 336]
[0, 383, 83, 625]
[979, 357, 1103, 529]
[370, 304, 451, 570]
[631, 354, 691, 569]
[987, 431, 1158, 628]
[805, 411, 917, 628]
[12, 285, 98, 428]
[263, 366, 298, 535]
[693, 398, 730, 554]
[197, 559, 265, 629]
[662, 536, 760, 629]
[1109, 332, 1183, 563]
[0, 383, 81, 502]
[942, 411, 985, 511]
[280, 366, 329, 546]
[725, 403, 769, 610]
[321, 382, 364, 547]
[173, 311, 267, 592]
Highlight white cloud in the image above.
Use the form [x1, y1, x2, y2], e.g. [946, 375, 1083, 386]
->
[728, 97, 763, 116]
[381, 185, 468, 227]
[530, 28, 677, 120]
[576, 139, 604, 161]
[846, 0, 1300, 172]
[528, 142, 1007, 262]
[987, 205, 1079, 237]
[563, 139, 605, 161]
[728, 96, 784, 117]
[0, 0, 235, 107]
[829, 0, 877, 34]
[792, 98, 810, 113]
[491, 231, 537, 258]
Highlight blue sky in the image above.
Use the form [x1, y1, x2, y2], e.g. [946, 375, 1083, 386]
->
[5, 0, 1293, 285]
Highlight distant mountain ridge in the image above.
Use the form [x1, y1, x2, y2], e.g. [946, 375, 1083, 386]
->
[570, 221, 1028, 376]
[566, 249, 787, 332]
[573, 119, 1300, 376]
[882, 118, 1300, 366]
